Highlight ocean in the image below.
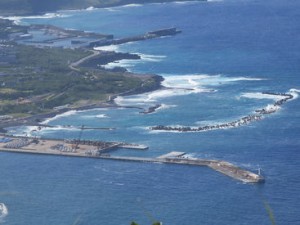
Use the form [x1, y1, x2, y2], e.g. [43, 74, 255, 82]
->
[1, 0, 300, 224]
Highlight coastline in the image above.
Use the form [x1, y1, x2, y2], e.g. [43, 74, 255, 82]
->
[150, 91, 296, 133]
[0, 43, 165, 132]
[0, 2, 299, 225]
[0, 11, 172, 132]
[0, 73, 164, 133]
[0, 136, 264, 183]
[0, 0, 206, 17]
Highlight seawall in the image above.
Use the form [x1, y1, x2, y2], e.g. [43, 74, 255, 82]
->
[0, 136, 264, 184]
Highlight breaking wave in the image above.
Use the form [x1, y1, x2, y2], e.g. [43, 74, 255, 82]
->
[5, 125, 47, 137]
[150, 90, 295, 133]
[207, 0, 223, 2]
[241, 92, 287, 101]
[174, 1, 197, 4]
[95, 114, 109, 118]
[118, 4, 143, 8]
[288, 88, 300, 99]
[158, 104, 177, 110]
[100, 52, 166, 71]
[137, 53, 166, 62]
[9, 125, 81, 137]
[94, 45, 120, 52]
[241, 88, 300, 101]
[115, 74, 261, 106]
[86, 6, 95, 11]
[103, 59, 136, 70]
[41, 110, 78, 124]
[5, 13, 69, 25]
[161, 74, 262, 89]
[114, 87, 209, 106]
[0, 203, 8, 222]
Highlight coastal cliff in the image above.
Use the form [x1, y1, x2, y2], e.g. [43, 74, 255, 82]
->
[79, 52, 141, 68]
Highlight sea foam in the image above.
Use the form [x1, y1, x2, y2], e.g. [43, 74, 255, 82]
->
[95, 114, 109, 118]
[207, 0, 223, 2]
[115, 74, 260, 106]
[118, 4, 143, 8]
[289, 88, 300, 99]
[137, 53, 166, 62]
[86, 6, 95, 11]
[0, 203, 8, 222]
[161, 74, 262, 89]
[158, 104, 177, 110]
[5, 13, 69, 25]
[94, 45, 120, 52]
[114, 88, 207, 106]
[241, 92, 286, 101]
[99, 51, 165, 70]
[41, 110, 78, 125]
[104, 59, 136, 70]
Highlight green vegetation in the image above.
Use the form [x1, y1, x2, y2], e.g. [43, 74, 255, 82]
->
[0, 19, 28, 38]
[16, 45, 90, 72]
[0, 0, 204, 16]
[0, 44, 154, 115]
[0, 20, 160, 118]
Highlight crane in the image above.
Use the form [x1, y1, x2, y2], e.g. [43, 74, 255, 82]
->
[72, 125, 84, 150]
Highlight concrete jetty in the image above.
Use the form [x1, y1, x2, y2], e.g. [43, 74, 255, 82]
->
[208, 161, 264, 183]
[88, 28, 181, 47]
[0, 136, 264, 184]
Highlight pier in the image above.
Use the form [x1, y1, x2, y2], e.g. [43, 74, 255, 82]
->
[88, 28, 181, 47]
[0, 136, 264, 184]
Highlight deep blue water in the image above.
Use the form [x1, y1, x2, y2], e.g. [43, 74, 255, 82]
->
[1, 0, 300, 224]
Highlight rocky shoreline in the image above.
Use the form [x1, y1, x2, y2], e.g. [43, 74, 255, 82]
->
[0, 0, 206, 17]
[0, 76, 164, 133]
[139, 104, 162, 114]
[0, 17, 171, 132]
[80, 51, 141, 69]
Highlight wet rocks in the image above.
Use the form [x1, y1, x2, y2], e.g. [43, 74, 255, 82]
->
[151, 91, 294, 132]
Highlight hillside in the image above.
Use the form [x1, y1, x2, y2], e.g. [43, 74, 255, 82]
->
[0, 0, 204, 16]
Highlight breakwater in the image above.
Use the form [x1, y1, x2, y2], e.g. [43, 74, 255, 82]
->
[0, 136, 264, 183]
[151, 92, 294, 132]
[88, 28, 181, 47]
[140, 104, 162, 114]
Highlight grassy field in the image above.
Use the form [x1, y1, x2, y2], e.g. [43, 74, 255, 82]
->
[0, 20, 160, 117]
[0, 44, 155, 115]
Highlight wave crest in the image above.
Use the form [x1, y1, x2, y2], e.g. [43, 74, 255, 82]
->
[4, 13, 69, 25]
[41, 110, 78, 124]
[115, 74, 261, 107]
[0, 203, 8, 222]
[118, 4, 142, 8]
[241, 92, 286, 101]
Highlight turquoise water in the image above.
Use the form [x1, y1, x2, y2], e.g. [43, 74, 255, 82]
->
[1, 1, 300, 224]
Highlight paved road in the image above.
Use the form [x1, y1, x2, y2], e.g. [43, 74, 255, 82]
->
[69, 50, 100, 71]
